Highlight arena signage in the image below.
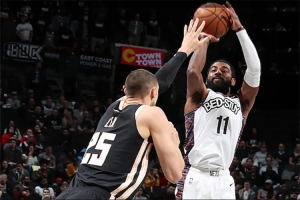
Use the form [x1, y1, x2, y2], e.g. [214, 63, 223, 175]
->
[2, 42, 43, 62]
[120, 46, 165, 68]
[79, 54, 113, 70]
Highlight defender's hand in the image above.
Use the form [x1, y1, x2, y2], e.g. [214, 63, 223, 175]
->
[179, 19, 217, 56]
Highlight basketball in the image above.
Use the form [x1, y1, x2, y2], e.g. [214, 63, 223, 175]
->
[193, 2, 231, 38]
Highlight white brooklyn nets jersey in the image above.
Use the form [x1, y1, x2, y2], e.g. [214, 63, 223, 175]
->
[188, 89, 243, 170]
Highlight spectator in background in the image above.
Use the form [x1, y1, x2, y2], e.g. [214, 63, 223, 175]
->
[11, 162, 30, 183]
[3, 120, 22, 140]
[1, 127, 16, 148]
[44, 24, 55, 47]
[238, 181, 256, 200]
[246, 127, 262, 152]
[3, 137, 22, 166]
[144, 12, 160, 48]
[56, 128, 75, 151]
[3, 133, 19, 150]
[39, 0, 52, 20]
[259, 156, 279, 175]
[33, 124, 45, 146]
[38, 146, 56, 169]
[61, 108, 77, 132]
[43, 98, 54, 117]
[34, 178, 55, 199]
[73, 102, 87, 124]
[0, 183, 12, 200]
[13, 186, 31, 200]
[77, 111, 94, 134]
[26, 62, 46, 98]
[275, 22, 287, 31]
[128, 13, 143, 46]
[44, 108, 62, 130]
[51, 8, 70, 32]
[66, 157, 79, 178]
[0, 1, 10, 19]
[6, 91, 20, 109]
[55, 180, 68, 197]
[254, 145, 268, 167]
[17, 3, 31, 19]
[145, 168, 160, 191]
[90, 105, 102, 129]
[31, 162, 55, 184]
[41, 189, 51, 200]
[236, 140, 249, 161]
[57, 24, 74, 48]
[0, 174, 14, 196]
[70, 14, 88, 41]
[1, 161, 12, 181]
[27, 105, 44, 128]
[242, 150, 259, 167]
[260, 166, 280, 186]
[90, 13, 109, 52]
[257, 179, 277, 200]
[21, 97, 36, 121]
[158, 168, 168, 188]
[81, 4, 91, 25]
[288, 143, 300, 172]
[276, 183, 289, 200]
[132, 187, 147, 200]
[22, 144, 38, 167]
[21, 89, 37, 105]
[19, 129, 38, 150]
[113, 8, 128, 44]
[16, 14, 33, 43]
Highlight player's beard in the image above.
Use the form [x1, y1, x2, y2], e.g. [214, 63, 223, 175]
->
[206, 78, 231, 94]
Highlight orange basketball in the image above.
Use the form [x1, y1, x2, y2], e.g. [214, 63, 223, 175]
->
[193, 2, 231, 38]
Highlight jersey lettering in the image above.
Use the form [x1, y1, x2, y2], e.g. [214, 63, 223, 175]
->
[202, 97, 240, 114]
[104, 117, 118, 127]
[81, 132, 116, 166]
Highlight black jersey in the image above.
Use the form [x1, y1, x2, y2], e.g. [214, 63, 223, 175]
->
[76, 100, 154, 199]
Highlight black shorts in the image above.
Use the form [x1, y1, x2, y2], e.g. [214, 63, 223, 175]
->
[56, 178, 111, 200]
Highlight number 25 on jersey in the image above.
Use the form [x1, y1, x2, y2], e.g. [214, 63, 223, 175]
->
[81, 132, 116, 166]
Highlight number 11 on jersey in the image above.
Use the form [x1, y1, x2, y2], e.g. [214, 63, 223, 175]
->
[216, 115, 229, 134]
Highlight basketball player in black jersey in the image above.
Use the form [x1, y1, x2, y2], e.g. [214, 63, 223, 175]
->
[56, 19, 211, 200]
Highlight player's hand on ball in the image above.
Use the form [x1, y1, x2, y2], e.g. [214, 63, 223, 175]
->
[199, 32, 219, 43]
[180, 18, 218, 55]
[223, 1, 243, 30]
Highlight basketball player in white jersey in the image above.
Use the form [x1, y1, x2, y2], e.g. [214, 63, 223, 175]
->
[175, 1, 261, 199]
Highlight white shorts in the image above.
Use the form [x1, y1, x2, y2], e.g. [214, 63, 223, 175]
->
[182, 167, 235, 199]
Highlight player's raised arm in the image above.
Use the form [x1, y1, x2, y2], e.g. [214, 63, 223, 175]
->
[224, 1, 260, 116]
[155, 19, 212, 95]
[139, 106, 184, 183]
[185, 20, 219, 113]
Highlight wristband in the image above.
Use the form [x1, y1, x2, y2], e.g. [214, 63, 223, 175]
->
[234, 26, 244, 32]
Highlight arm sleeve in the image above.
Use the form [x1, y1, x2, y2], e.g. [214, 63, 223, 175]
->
[155, 52, 188, 94]
[236, 30, 261, 87]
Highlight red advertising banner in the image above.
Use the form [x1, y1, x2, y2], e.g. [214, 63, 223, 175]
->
[120, 46, 165, 68]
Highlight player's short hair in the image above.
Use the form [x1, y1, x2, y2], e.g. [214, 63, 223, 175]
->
[207, 59, 236, 78]
[125, 69, 158, 97]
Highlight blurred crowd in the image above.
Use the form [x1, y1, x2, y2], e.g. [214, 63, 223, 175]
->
[0, 0, 299, 200]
